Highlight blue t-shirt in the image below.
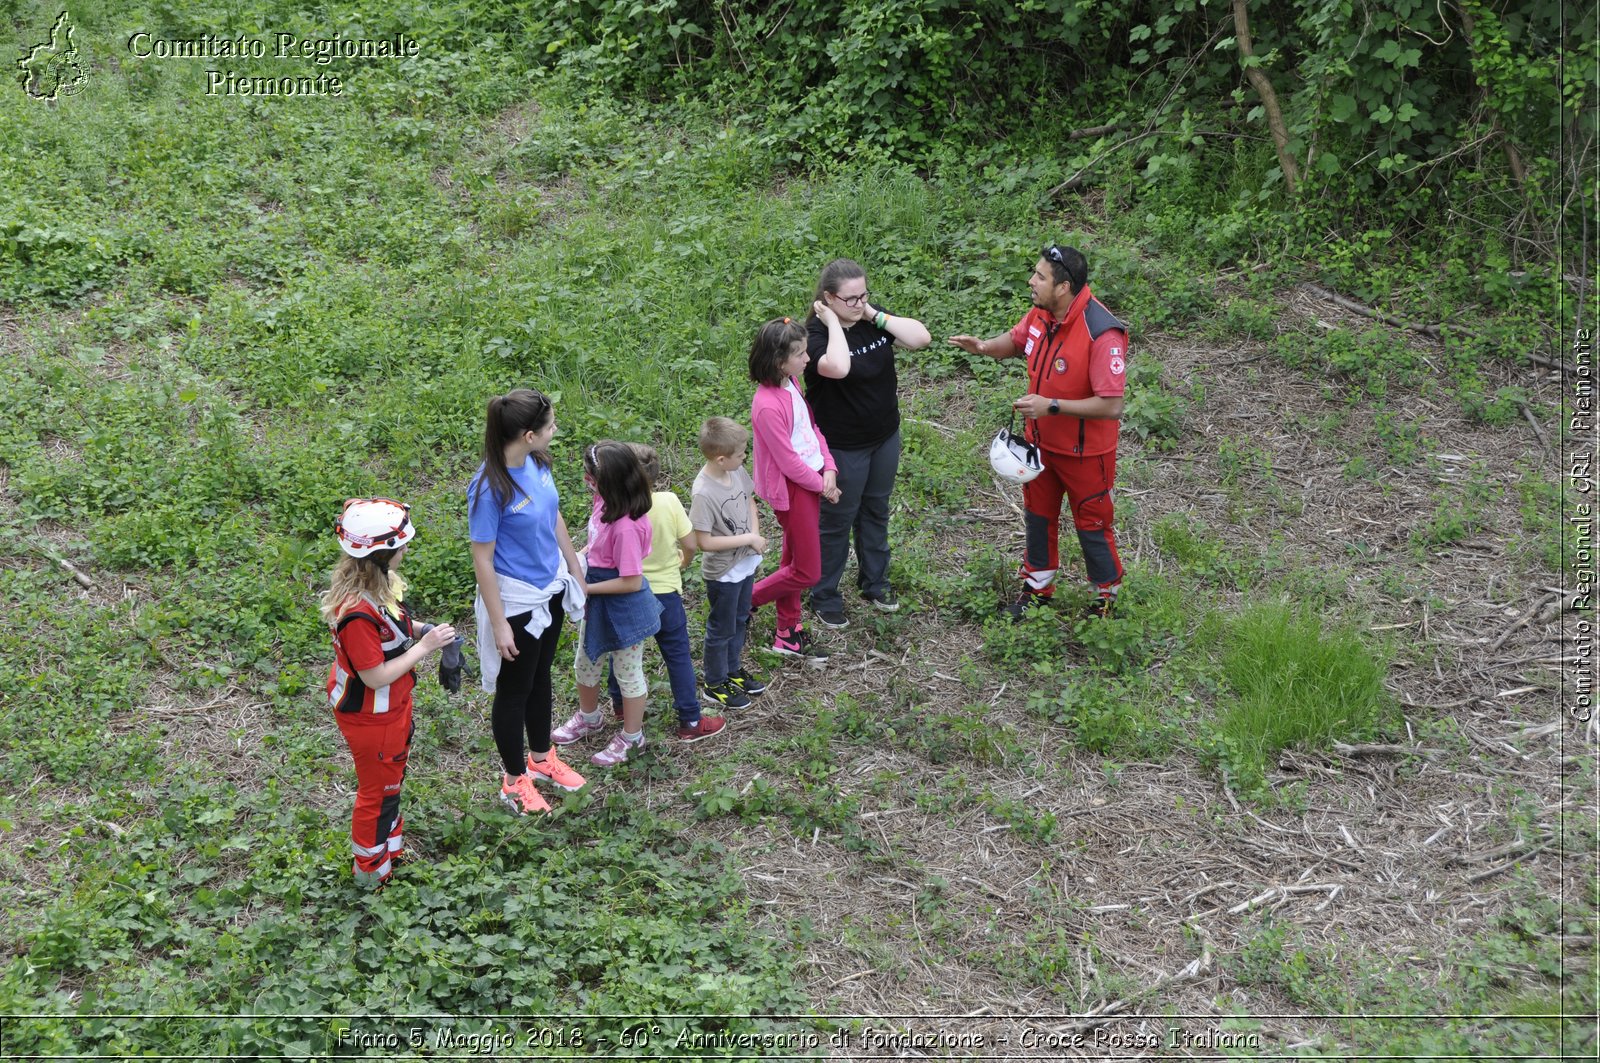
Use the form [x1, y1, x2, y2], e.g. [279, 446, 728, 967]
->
[467, 457, 561, 586]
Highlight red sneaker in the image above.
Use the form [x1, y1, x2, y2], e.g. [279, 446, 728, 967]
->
[676, 716, 727, 743]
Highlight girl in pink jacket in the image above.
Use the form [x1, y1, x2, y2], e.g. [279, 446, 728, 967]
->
[748, 317, 840, 663]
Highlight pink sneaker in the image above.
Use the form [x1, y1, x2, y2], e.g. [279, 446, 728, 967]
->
[526, 748, 587, 791]
[551, 710, 605, 745]
[499, 773, 551, 815]
[591, 731, 645, 766]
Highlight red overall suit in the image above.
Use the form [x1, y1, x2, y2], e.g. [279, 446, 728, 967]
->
[327, 597, 415, 887]
[1009, 284, 1128, 599]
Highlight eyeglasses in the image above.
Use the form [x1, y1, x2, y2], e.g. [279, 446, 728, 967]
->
[831, 290, 870, 308]
[1045, 245, 1067, 267]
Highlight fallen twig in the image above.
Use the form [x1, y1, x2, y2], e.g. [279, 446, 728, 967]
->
[1465, 843, 1552, 884]
[1488, 591, 1561, 652]
[1299, 282, 1571, 375]
[1331, 741, 1439, 759]
[1521, 404, 1548, 449]
[54, 554, 93, 589]
[1300, 282, 1440, 337]
[1068, 121, 1122, 140]
[1228, 883, 1342, 915]
[1060, 950, 1211, 1032]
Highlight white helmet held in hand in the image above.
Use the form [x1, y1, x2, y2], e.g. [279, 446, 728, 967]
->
[989, 423, 1043, 484]
[335, 497, 416, 557]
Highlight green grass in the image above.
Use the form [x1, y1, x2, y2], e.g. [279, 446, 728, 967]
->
[1205, 602, 1390, 788]
[0, 0, 1586, 1054]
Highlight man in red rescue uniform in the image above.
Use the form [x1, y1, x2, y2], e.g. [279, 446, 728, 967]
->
[950, 244, 1128, 618]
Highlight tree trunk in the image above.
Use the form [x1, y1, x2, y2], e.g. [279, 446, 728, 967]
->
[1232, 0, 1299, 195]
[1458, 5, 1530, 199]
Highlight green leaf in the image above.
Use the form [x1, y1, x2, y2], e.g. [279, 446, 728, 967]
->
[1395, 101, 1420, 124]
[178, 388, 199, 403]
[1328, 94, 1357, 122]
[1373, 40, 1401, 63]
[1372, 103, 1394, 123]
[1129, 24, 1152, 42]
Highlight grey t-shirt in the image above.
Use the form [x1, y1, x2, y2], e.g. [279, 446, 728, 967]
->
[690, 466, 759, 582]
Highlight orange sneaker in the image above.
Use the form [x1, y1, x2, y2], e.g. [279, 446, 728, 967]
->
[499, 772, 551, 815]
[526, 748, 587, 792]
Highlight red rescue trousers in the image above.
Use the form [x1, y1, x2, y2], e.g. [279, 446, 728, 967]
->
[335, 708, 412, 888]
[1021, 449, 1123, 595]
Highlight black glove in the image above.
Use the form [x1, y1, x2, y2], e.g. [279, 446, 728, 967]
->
[439, 635, 464, 693]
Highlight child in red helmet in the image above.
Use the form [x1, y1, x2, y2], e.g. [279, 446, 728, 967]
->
[322, 498, 456, 889]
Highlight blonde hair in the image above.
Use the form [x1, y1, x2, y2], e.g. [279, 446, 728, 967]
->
[320, 553, 406, 626]
[699, 416, 749, 458]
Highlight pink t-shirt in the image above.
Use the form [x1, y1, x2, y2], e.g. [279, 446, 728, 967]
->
[586, 499, 652, 577]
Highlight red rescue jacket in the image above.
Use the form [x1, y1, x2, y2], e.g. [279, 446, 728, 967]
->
[1014, 285, 1127, 457]
[327, 596, 416, 719]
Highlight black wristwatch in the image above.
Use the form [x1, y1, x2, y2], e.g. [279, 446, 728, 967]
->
[1048, 399, 1060, 416]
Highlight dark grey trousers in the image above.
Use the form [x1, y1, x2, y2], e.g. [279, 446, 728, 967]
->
[810, 429, 901, 611]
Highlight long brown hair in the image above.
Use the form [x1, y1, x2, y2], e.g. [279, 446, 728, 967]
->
[583, 440, 651, 523]
[808, 258, 866, 318]
[472, 389, 553, 515]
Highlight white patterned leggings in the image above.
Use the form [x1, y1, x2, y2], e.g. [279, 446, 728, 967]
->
[573, 623, 647, 698]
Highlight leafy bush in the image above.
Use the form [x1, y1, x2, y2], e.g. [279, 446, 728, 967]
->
[1122, 359, 1186, 448]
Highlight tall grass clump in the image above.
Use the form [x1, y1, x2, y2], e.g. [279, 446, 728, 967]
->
[1213, 602, 1390, 786]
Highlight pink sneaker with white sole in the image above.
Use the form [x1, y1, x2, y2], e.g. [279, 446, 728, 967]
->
[590, 732, 645, 766]
[551, 710, 605, 746]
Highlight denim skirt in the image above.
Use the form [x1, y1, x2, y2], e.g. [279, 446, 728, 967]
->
[582, 566, 663, 661]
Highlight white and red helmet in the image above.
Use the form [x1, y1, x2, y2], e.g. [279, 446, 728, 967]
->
[989, 424, 1043, 485]
[335, 498, 415, 558]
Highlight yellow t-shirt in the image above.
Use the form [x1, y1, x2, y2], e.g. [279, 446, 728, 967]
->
[640, 490, 693, 595]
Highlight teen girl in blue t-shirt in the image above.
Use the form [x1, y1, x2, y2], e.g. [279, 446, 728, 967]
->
[469, 389, 588, 814]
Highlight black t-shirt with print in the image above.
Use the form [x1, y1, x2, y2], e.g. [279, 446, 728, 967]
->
[803, 310, 899, 450]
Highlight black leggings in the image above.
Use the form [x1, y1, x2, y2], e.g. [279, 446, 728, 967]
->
[492, 597, 565, 774]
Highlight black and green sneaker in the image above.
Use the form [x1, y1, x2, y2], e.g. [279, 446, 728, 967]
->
[729, 667, 767, 696]
[703, 680, 751, 710]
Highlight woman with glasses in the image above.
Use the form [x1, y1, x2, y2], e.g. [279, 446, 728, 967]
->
[803, 259, 932, 629]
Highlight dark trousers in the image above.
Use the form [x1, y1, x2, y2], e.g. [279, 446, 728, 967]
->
[607, 590, 703, 725]
[491, 598, 565, 774]
[703, 575, 754, 687]
[810, 430, 900, 611]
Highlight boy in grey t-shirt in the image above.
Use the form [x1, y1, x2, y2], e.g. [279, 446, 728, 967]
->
[690, 417, 768, 709]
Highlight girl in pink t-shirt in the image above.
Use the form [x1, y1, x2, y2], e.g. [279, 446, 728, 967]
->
[552, 441, 662, 766]
[748, 317, 840, 663]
